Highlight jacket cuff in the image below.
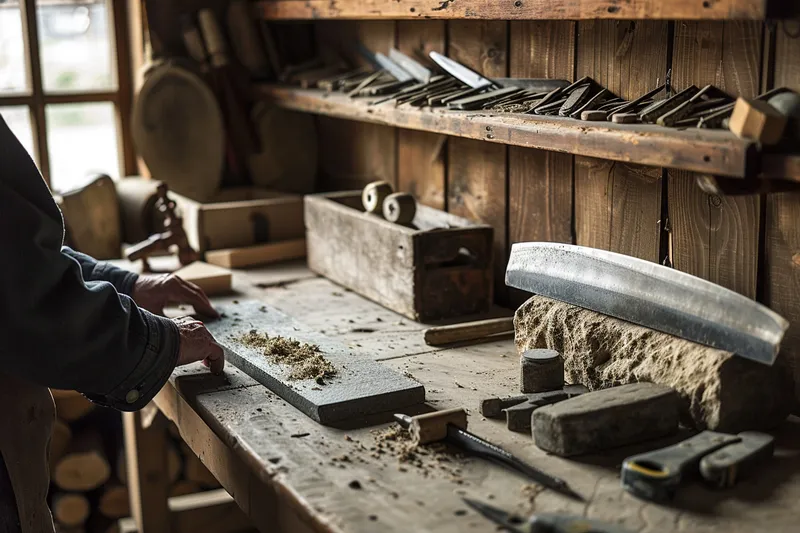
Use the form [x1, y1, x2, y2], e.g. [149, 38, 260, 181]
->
[85, 312, 180, 412]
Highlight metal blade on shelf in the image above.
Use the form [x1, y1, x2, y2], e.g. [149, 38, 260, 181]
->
[429, 51, 495, 89]
[389, 48, 432, 83]
[505, 242, 788, 366]
[374, 52, 415, 82]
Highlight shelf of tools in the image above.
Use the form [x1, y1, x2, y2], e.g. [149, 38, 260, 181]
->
[256, 49, 800, 185]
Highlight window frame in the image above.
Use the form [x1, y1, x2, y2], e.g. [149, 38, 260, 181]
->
[0, 0, 136, 185]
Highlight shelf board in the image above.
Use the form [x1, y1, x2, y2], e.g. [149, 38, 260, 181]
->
[255, 0, 797, 21]
[257, 85, 758, 178]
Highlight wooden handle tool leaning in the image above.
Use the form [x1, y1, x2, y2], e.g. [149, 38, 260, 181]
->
[423, 317, 514, 346]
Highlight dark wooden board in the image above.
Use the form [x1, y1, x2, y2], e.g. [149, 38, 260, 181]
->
[257, 86, 756, 178]
[765, 26, 800, 410]
[574, 20, 669, 262]
[205, 300, 425, 424]
[668, 21, 762, 298]
[508, 21, 576, 306]
[256, 0, 796, 21]
[397, 21, 447, 209]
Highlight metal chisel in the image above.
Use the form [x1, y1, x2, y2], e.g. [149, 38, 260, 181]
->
[464, 498, 632, 533]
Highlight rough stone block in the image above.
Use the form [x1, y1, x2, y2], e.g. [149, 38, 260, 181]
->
[515, 295, 793, 432]
[532, 383, 679, 456]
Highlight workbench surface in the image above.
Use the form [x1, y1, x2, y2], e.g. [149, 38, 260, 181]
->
[151, 262, 800, 533]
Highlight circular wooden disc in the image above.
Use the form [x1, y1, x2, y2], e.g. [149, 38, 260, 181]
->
[132, 62, 224, 202]
[248, 103, 317, 193]
[362, 181, 393, 214]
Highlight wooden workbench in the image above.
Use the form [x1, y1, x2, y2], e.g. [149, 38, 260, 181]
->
[126, 261, 800, 533]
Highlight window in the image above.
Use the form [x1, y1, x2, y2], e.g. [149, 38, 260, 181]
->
[0, 0, 134, 192]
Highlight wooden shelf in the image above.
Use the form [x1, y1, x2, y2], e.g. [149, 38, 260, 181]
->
[258, 85, 760, 178]
[255, 0, 798, 21]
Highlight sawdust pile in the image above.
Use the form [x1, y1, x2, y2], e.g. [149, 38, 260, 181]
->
[514, 295, 793, 432]
[238, 330, 337, 382]
[371, 424, 465, 482]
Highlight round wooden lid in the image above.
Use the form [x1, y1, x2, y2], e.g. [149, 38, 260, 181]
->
[132, 62, 224, 202]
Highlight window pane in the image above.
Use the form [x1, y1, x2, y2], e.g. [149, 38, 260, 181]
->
[46, 102, 119, 192]
[0, 1, 29, 94]
[0, 106, 36, 161]
[38, 0, 116, 93]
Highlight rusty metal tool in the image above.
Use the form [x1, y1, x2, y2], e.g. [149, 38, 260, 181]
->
[607, 84, 666, 119]
[531, 76, 592, 114]
[657, 85, 732, 126]
[394, 410, 583, 500]
[464, 498, 632, 533]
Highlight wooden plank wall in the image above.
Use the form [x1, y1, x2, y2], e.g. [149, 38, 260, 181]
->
[313, 19, 800, 404]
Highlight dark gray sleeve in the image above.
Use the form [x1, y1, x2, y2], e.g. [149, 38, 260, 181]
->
[62, 247, 139, 296]
[0, 118, 179, 412]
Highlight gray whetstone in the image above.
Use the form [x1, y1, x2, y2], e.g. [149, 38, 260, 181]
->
[532, 383, 679, 456]
[205, 300, 425, 425]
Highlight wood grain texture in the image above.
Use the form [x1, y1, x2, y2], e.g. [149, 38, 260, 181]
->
[508, 21, 575, 306]
[669, 21, 762, 298]
[315, 21, 398, 190]
[447, 21, 508, 302]
[765, 26, 800, 409]
[258, 85, 756, 177]
[397, 21, 447, 209]
[257, 0, 791, 21]
[574, 20, 668, 262]
[123, 411, 170, 533]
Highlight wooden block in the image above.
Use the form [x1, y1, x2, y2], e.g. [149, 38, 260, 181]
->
[532, 383, 679, 456]
[174, 261, 232, 296]
[410, 408, 468, 445]
[51, 389, 94, 422]
[205, 239, 306, 269]
[52, 492, 90, 527]
[305, 192, 493, 321]
[423, 317, 514, 346]
[729, 97, 787, 145]
[53, 430, 111, 491]
[99, 485, 131, 519]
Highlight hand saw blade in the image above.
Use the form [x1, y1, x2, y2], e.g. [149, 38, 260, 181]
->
[505, 242, 788, 365]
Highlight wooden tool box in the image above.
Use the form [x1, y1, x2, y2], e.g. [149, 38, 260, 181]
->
[171, 187, 305, 254]
[305, 191, 493, 321]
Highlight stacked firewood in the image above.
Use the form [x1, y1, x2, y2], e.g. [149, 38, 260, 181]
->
[50, 390, 220, 533]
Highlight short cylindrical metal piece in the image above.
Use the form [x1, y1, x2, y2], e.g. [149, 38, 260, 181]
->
[383, 192, 417, 224]
[520, 349, 564, 393]
[362, 181, 393, 214]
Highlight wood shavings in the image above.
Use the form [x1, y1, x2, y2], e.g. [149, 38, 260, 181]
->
[237, 330, 337, 382]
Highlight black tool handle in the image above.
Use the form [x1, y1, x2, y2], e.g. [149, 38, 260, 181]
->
[446, 426, 576, 496]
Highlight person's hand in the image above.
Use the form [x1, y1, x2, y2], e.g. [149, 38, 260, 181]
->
[173, 316, 225, 374]
[132, 273, 219, 317]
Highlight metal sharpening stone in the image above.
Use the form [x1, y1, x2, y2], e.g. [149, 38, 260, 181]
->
[205, 300, 425, 425]
[532, 383, 679, 456]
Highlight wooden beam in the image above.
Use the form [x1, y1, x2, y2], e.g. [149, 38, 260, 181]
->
[123, 411, 170, 533]
[574, 20, 669, 263]
[257, 86, 757, 179]
[508, 20, 575, 305]
[765, 27, 800, 412]
[20, 0, 50, 182]
[668, 21, 762, 298]
[396, 21, 447, 209]
[256, 0, 795, 21]
[446, 20, 508, 304]
[314, 21, 398, 190]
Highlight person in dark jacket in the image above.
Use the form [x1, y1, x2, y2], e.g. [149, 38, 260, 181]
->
[0, 115, 224, 533]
